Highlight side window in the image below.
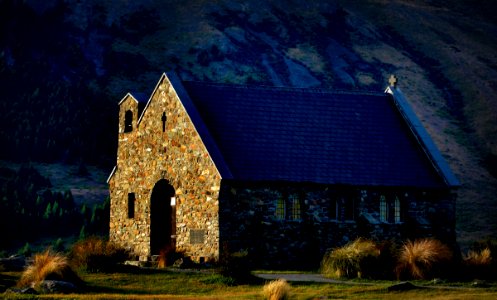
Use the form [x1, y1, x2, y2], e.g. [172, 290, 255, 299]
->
[394, 196, 401, 223]
[379, 195, 402, 223]
[128, 193, 135, 219]
[344, 196, 355, 221]
[329, 196, 338, 221]
[380, 195, 388, 222]
[275, 196, 285, 220]
[289, 194, 301, 221]
[124, 110, 133, 133]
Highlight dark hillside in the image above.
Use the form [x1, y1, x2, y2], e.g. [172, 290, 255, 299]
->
[0, 0, 496, 247]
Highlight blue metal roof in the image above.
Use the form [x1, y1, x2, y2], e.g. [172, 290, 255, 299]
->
[386, 86, 460, 187]
[175, 78, 450, 188]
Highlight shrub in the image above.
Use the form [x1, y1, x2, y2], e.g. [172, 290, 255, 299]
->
[262, 279, 290, 300]
[462, 248, 493, 280]
[395, 239, 452, 280]
[17, 250, 81, 289]
[69, 236, 129, 272]
[18, 242, 32, 257]
[320, 238, 380, 278]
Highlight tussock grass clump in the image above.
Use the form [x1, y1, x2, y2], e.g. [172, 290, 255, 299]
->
[262, 279, 290, 300]
[395, 238, 452, 280]
[17, 250, 81, 288]
[320, 238, 380, 278]
[462, 247, 493, 280]
[464, 248, 491, 265]
[70, 236, 129, 272]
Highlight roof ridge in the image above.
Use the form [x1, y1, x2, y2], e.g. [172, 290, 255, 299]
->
[182, 80, 385, 96]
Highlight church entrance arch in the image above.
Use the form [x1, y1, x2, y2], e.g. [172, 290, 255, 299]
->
[150, 179, 176, 255]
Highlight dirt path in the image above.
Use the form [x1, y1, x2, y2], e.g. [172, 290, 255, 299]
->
[254, 273, 493, 291]
[255, 273, 375, 285]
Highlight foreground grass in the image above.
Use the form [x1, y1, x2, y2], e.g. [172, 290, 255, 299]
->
[2, 269, 497, 299]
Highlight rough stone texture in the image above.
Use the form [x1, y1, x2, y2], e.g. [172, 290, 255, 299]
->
[218, 182, 456, 268]
[109, 74, 456, 267]
[109, 75, 221, 261]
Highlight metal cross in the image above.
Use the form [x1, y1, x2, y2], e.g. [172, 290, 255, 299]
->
[389, 74, 397, 87]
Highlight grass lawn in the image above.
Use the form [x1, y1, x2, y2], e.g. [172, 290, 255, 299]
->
[2, 269, 497, 299]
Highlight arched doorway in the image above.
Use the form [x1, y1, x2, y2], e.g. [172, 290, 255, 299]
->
[150, 179, 176, 255]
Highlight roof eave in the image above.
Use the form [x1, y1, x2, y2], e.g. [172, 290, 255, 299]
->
[106, 166, 117, 184]
[385, 86, 460, 187]
[118, 93, 139, 106]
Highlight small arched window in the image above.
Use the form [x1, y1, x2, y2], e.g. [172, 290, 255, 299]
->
[380, 195, 388, 222]
[275, 196, 285, 220]
[289, 194, 301, 220]
[394, 196, 401, 223]
[161, 112, 167, 132]
[124, 110, 133, 133]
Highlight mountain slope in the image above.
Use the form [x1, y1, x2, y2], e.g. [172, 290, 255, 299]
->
[1, 0, 496, 247]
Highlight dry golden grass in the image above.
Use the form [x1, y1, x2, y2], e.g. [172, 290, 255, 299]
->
[464, 248, 492, 266]
[395, 239, 452, 280]
[70, 236, 129, 272]
[262, 279, 290, 300]
[17, 250, 80, 288]
[321, 238, 380, 278]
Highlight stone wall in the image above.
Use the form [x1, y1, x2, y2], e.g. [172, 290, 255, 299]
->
[218, 181, 456, 269]
[109, 75, 222, 261]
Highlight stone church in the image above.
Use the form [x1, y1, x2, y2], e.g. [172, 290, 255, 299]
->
[107, 72, 459, 267]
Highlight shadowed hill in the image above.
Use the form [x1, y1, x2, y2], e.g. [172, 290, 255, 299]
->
[0, 0, 496, 247]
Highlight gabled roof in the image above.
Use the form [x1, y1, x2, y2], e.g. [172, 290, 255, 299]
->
[385, 86, 460, 187]
[172, 76, 455, 188]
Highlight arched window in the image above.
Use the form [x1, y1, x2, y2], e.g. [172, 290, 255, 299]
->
[344, 196, 355, 221]
[275, 196, 285, 220]
[161, 112, 167, 132]
[329, 196, 338, 221]
[380, 195, 388, 222]
[124, 110, 133, 133]
[289, 194, 301, 220]
[394, 196, 401, 223]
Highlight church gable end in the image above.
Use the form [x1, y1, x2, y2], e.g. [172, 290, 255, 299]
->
[109, 74, 222, 261]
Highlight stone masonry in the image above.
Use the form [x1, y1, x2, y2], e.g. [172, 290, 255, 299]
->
[108, 75, 221, 261]
[108, 73, 457, 268]
[218, 182, 456, 268]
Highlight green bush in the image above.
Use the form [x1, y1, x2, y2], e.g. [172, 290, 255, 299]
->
[69, 236, 129, 273]
[320, 238, 380, 279]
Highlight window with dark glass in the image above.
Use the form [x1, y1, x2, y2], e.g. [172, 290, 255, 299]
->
[329, 197, 338, 221]
[344, 197, 355, 220]
[124, 110, 133, 133]
[394, 196, 401, 223]
[128, 193, 135, 219]
[161, 112, 167, 132]
[275, 196, 285, 220]
[289, 194, 301, 221]
[380, 195, 388, 222]
[379, 195, 402, 223]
